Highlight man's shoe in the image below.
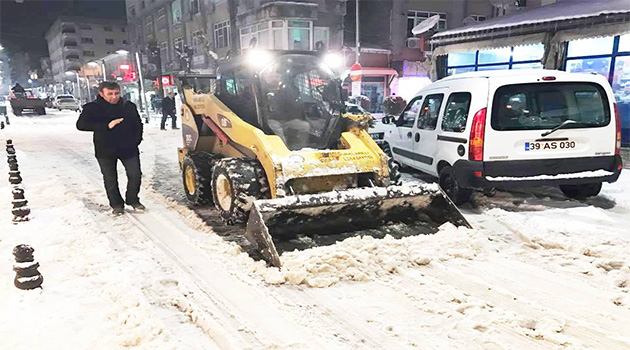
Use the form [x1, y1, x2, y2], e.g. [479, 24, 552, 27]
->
[129, 202, 146, 211]
[112, 206, 125, 215]
[160, 128, 166, 131]
[172, 127, 180, 130]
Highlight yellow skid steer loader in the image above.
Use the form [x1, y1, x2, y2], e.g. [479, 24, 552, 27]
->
[177, 50, 470, 267]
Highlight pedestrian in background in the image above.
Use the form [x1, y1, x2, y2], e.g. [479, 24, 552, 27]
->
[161, 92, 178, 130]
[76, 81, 145, 215]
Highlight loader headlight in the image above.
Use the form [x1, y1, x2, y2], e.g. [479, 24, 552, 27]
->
[323, 53, 343, 69]
[246, 49, 273, 68]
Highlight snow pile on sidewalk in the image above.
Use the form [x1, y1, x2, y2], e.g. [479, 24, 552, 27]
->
[259, 223, 488, 288]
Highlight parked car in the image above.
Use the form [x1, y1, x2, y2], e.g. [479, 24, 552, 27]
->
[382, 70, 623, 203]
[54, 95, 81, 112]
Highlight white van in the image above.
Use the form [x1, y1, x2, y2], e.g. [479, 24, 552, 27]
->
[382, 70, 623, 204]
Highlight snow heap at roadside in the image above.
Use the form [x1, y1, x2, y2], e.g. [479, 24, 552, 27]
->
[258, 223, 489, 288]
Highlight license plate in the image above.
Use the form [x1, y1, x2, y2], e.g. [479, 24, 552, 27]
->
[525, 140, 576, 151]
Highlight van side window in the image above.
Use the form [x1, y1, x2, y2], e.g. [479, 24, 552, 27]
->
[441, 92, 471, 133]
[417, 94, 444, 130]
[398, 96, 423, 127]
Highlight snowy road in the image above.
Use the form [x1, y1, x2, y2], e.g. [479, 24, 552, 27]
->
[0, 109, 629, 349]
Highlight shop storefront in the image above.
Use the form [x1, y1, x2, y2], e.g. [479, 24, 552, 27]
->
[430, 0, 630, 147]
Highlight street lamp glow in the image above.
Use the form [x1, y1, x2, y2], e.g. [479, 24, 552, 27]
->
[87, 61, 99, 67]
[116, 49, 129, 55]
[323, 53, 343, 69]
[65, 71, 76, 75]
[28, 79, 32, 84]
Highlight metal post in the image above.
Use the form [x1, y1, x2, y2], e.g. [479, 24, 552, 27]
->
[75, 73, 82, 103]
[135, 51, 147, 113]
[101, 61, 106, 81]
[82, 70, 91, 101]
[355, 0, 360, 64]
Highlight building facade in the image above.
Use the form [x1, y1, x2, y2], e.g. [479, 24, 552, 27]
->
[45, 17, 129, 88]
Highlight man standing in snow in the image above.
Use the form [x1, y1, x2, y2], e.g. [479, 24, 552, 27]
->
[76, 81, 145, 215]
[160, 92, 178, 130]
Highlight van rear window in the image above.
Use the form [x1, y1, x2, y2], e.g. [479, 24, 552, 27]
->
[491, 82, 610, 131]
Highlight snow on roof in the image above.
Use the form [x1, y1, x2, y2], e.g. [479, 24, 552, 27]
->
[432, 0, 630, 39]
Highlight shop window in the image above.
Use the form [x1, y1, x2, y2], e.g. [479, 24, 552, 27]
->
[566, 57, 612, 79]
[399, 96, 423, 127]
[513, 43, 544, 62]
[448, 51, 476, 66]
[511, 62, 544, 70]
[477, 64, 510, 71]
[567, 36, 614, 57]
[105, 39, 115, 45]
[619, 33, 630, 53]
[441, 92, 471, 132]
[478, 47, 511, 64]
[417, 94, 444, 130]
[613, 56, 630, 146]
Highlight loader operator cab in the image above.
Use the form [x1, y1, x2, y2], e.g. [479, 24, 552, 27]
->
[217, 51, 347, 150]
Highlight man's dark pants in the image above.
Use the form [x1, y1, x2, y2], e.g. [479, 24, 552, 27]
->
[161, 111, 177, 129]
[97, 156, 142, 208]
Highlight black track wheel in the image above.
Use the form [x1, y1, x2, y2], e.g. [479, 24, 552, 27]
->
[36, 108, 46, 115]
[211, 158, 270, 225]
[182, 152, 217, 205]
[439, 166, 472, 205]
[380, 142, 401, 185]
[560, 183, 602, 199]
[13, 109, 22, 116]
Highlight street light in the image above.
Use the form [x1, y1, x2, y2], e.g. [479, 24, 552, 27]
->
[65, 71, 82, 103]
[116, 49, 129, 55]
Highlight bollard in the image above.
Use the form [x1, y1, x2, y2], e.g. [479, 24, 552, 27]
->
[12, 245, 43, 290]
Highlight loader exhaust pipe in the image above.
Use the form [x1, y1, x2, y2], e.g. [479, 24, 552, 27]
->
[245, 184, 471, 267]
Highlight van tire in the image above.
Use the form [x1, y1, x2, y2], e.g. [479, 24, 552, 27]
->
[439, 166, 472, 204]
[559, 183, 602, 199]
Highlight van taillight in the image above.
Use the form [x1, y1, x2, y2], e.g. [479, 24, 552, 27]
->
[469, 108, 487, 161]
[614, 103, 621, 155]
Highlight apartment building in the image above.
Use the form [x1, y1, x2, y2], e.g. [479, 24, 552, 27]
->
[45, 16, 129, 84]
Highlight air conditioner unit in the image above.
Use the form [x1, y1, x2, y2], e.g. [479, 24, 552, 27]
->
[406, 37, 422, 49]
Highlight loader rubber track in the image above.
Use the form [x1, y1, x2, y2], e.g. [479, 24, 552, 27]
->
[212, 158, 270, 224]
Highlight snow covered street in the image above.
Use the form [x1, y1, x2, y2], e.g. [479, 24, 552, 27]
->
[1, 109, 629, 349]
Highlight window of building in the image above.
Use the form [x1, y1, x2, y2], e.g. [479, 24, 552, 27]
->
[288, 20, 311, 50]
[172, 0, 182, 24]
[104, 26, 113, 32]
[123, 40, 128, 45]
[141, 0, 146, 9]
[105, 38, 115, 45]
[441, 93, 471, 132]
[192, 30, 204, 55]
[447, 43, 545, 75]
[174, 37, 184, 56]
[240, 22, 270, 50]
[407, 11, 446, 37]
[314, 27, 329, 50]
[471, 15, 486, 22]
[190, 0, 200, 14]
[129, 6, 136, 17]
[271, 21, 284, 50]
[146, 16, 154, 33]
[157, 8, 167, 30]
[81, 37, 94, 44]
[160, 42, 168, 60]
[417, 94, 444, 130]
[79, 24, 92, 30]
[214, 20, 230, 49]
[83, 50, 95, 57]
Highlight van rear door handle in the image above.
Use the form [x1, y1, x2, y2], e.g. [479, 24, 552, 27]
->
[415, 133, 420, 142]
[407, 132, 412, 138]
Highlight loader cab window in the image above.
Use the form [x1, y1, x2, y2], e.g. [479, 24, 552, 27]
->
[217, 69, 258, 126]
[259, 54, 344, 150]
[397, 96, 423, 127]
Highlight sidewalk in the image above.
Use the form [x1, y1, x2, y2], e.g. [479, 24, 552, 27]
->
[622, 148, 630, 169]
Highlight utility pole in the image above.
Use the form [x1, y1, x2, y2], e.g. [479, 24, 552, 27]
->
[356, 0, 360, 64]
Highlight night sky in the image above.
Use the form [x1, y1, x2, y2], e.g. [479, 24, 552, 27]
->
[0, 0, 126, 60]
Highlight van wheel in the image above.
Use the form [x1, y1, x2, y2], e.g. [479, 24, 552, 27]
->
[439, 166, 472, 204]
[559, 183, 602, 199]
[36, 108, 46, 115]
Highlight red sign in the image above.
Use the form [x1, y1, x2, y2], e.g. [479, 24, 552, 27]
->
[349, 63, 362, 82]
[161, 76, 171, 86]
[119, 64, 131, 70]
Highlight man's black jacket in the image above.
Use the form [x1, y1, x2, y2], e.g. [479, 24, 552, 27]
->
[76, 96, 143, 159]
[162, 96, 176, 113]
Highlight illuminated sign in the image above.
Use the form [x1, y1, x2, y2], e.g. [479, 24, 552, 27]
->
[119, 64, 131, 70]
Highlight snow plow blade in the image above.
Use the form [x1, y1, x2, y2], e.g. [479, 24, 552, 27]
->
[245, 184, 471, 267]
